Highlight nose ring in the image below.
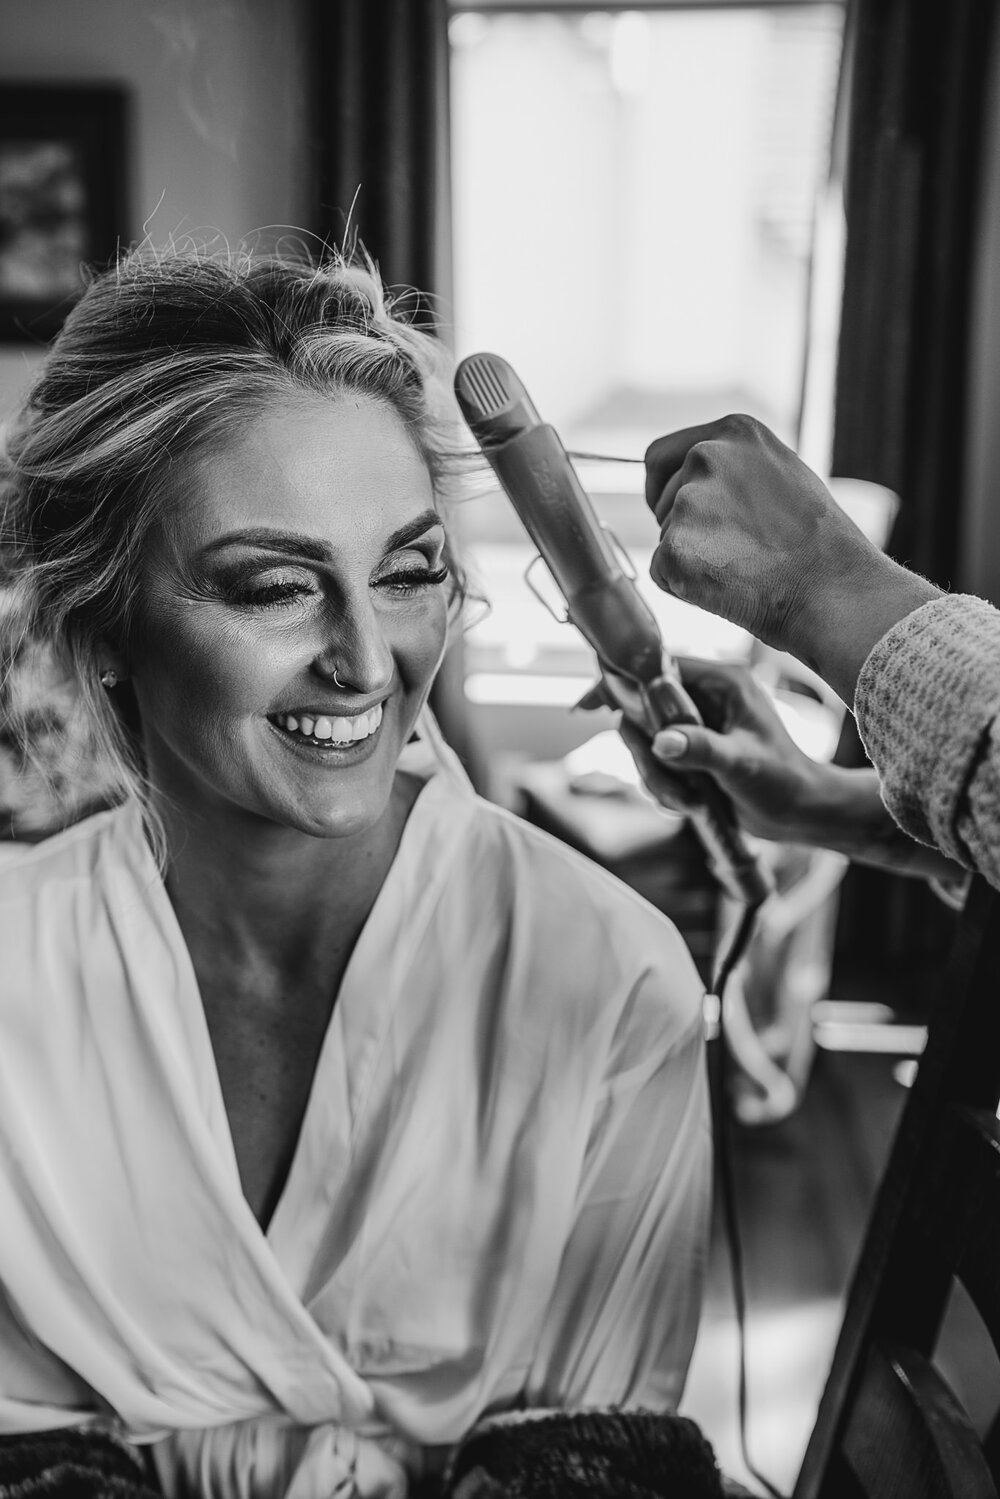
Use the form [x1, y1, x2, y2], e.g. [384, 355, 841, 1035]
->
[333, 667, 346, 690]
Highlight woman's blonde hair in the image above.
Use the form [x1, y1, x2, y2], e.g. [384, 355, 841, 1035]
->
[0, 245, 468, 843]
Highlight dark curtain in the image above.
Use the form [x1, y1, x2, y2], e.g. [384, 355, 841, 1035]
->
[831, 0, 997, 987]
[308, 0, 487, 788]
[311, 0, 452, 311]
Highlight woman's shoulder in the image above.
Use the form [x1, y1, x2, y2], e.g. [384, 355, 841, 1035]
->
[410, 716, 686, 935]
[0, 806, 153, 1009]
[431, 786, 706, 1049]
[443, 780, 695, 955]
[0, 804, 135, 907]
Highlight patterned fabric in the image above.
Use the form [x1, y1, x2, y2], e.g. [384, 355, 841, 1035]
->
[442, 1410, 724, 1498]
[855, 593, 1000, 892]
[0, 1429, 160, 1498]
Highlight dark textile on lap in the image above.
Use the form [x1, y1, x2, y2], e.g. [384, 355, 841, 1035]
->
[443, 1410, 725, 1498]
[0, 1429, 161, 1498]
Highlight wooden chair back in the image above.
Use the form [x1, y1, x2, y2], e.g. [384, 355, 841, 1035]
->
[794, 875, 1000, 1499]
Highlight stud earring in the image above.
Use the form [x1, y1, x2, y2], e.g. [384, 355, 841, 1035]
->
[99, 668, 119, 689]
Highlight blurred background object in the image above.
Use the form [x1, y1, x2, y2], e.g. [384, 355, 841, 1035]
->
[0, 84, 128, 340]
[0, 606, 118, 843]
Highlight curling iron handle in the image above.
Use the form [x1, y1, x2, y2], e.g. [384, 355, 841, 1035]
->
[643, 675, 773, 908]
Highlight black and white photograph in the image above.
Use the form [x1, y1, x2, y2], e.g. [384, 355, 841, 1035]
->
[1, 3, 998, 1497]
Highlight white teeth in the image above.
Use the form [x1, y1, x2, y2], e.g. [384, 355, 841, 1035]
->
[275, 704, 383, 743]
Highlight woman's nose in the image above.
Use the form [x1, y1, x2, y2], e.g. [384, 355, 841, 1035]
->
[313, 595, 394, 695]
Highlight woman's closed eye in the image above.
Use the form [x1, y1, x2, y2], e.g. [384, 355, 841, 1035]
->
[371, 538, 450, 596]
[218, 566, 320, 610]
[211, 551, 450, 611]
[375, 561, 450, 596]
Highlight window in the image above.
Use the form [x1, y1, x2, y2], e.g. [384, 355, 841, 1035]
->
[449, 4, 846, 746]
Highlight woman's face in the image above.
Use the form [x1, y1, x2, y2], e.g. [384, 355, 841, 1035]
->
[128, 394, 450, 841]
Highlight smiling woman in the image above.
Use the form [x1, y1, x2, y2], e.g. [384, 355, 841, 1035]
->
[0, 249, 712, 1499]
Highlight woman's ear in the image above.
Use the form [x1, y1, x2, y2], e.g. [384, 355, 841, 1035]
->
[95, 641, 128, 691]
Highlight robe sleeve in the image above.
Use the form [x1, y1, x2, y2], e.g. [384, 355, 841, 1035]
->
[522, 950, 711, 1413]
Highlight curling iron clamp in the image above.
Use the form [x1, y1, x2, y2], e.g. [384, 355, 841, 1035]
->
[454, 352, 772, 909]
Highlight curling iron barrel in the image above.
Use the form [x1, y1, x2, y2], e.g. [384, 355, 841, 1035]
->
[455, 352, 772, 909]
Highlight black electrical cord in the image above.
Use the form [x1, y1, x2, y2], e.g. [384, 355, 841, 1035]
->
[709, 903, 787, 1499]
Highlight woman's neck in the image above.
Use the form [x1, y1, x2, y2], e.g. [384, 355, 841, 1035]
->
[152, 772, 422, 978]
[148, 774, 425, 1232]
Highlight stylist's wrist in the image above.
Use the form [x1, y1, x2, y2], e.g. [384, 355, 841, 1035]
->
[788, 763, 881, 855]
[786, 548, 942, 707]
[766, 753, 859, 851]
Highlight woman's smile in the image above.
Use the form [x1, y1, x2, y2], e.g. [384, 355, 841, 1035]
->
[266, 702, 385, 761]
[269, 703, 384, 745]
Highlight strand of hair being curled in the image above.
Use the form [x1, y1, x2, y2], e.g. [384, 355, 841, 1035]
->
[0, 242, 472, 860]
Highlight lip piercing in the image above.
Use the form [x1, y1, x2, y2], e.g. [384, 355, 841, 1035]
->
[100, 669, 118, 689]
[333, 668, 346, 689]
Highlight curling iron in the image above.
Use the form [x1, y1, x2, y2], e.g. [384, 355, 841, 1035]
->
[454, 352, 772, 909]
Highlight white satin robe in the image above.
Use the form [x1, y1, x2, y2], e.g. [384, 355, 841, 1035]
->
[0, 715, 710, 1498]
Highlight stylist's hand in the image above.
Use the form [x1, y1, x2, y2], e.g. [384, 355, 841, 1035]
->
[645, 415, 941, 704]
[619, 659, 833, 845]
[620, 657, 970, 886]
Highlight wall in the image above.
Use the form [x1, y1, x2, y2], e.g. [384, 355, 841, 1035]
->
[0, 0, 311, 418]
[959, 16, 1000, 604]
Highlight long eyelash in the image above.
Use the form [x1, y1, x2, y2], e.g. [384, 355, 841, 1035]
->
[382, 565, 450, 593]
[226, 563, 449, 609]
[235, 581, 311, 608]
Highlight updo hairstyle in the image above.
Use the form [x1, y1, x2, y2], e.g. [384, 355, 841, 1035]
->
[0, 246, 467, 831]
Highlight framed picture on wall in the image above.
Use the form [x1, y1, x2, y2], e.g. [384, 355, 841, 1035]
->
[0, 84, 129, 342]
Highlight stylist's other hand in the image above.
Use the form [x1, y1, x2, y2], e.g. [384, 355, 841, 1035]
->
[619, 658, 834, 846]
[645, 415, 941, 704]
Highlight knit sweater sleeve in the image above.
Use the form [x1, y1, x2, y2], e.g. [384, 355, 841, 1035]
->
[854, 594, 1000, 890]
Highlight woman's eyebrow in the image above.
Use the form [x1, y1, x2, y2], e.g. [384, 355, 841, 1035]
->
[383, 511, 445, 552]
[198, 511, 444, 563]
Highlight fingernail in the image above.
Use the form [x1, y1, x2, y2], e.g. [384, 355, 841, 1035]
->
[652, 729, 687, 760]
